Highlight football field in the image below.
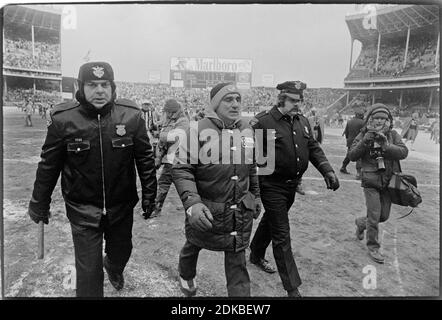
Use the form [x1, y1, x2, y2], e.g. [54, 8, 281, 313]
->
[2, 108, 439, 297]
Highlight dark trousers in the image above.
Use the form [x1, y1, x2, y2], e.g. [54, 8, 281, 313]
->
[342, 147, 361, 171]
[70, 212, 133, 297]
[356, 187, 392, 251]
[178, 240, 251, 297]
[25, 115, 32, 127]
[250, 177, 302, 292]
[155, 163, 173, 210]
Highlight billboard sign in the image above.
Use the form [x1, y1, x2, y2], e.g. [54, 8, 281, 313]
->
[170, 57, 252, 89]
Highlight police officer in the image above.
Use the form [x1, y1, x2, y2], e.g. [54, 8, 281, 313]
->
[249, 81, 340, 297]
[28, 61, 157, 297]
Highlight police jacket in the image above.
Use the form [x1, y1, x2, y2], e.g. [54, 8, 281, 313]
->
[29, 98, 157, 227]
[251, 106, 334, 180]
[172, 111, 260, 252]
[343, 116, 365, 148]
[348, 128, 408, 190]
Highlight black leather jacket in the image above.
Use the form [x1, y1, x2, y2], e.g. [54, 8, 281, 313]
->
[29, 98, 157, 227]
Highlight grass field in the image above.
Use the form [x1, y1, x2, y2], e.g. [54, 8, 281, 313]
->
[2, 108, 439, 297]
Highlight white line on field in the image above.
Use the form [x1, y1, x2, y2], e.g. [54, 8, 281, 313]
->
[392, 225, 406, 296]
[302, 176, 439, 188]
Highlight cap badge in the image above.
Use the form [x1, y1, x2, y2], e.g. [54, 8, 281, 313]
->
[92, 66, 105, 78]
[295, 81, 301, 90]
[116, 124, 126, 136]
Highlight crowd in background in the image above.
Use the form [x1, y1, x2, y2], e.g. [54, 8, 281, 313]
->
[348, 34, 438, 79]
[4, 38, 61, 70]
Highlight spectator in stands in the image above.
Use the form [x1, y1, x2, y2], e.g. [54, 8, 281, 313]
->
[401, 112, 419, 150]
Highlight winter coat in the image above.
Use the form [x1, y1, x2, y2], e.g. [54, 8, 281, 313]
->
[349, 128, 408, 189]
[172, 111, 260, 252]
[29, 99, 157, 227]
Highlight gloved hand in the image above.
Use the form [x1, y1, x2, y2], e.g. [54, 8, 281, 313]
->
[142, 201, 156, 219]
[186, 203, 213, 232]
[28, 207, 49, 225]
[324, 171, 340, 191]
[375, 132, 387, 144]
[362, 132, 375, 146]
[253, 198, 262, 219]
[154, 157, 162, 169]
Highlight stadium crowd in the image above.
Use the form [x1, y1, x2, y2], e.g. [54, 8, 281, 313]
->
[349, 34, 438, 79]
[4, 38, 61, 70]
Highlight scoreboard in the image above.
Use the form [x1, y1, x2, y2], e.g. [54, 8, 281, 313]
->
[170, 57, 252, 89]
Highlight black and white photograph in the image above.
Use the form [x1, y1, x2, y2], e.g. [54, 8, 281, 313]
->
[1, 0, 440, 302]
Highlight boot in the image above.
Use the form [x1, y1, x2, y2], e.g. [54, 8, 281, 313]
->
[103, 256, 124, 291]
[296, 183, 306, 195]
[340, 167, 350, 174]
[148, 203, 162, 219]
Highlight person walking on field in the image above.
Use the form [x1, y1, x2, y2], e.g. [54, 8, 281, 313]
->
[28, 61, 157, 297]
[340, 107, 365, 179]
[349, 104, 408, 264]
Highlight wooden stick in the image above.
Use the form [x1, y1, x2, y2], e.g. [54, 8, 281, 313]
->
[37, 221, 44, 259]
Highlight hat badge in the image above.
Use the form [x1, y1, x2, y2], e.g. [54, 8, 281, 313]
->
[295, 82, 301, 90]
[92, 66, 105, 78]
[116, 124, 126, 136]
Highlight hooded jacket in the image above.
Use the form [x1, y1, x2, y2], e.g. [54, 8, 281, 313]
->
[348, 105, 408, 189]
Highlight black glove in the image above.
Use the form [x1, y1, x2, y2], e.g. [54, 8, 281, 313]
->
[28, 207, 49, 225]
[324, 171, 340, 191]
[375, 132, 387, 144]
[186, 203, 213, 232]
[142, 201, 156, 219]
[362, 132, 375, 146]
[253, 198, 262, 219]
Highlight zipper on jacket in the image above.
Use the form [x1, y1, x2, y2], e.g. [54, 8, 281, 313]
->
[98, 114, 107, 215]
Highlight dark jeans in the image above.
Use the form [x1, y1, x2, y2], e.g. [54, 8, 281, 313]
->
[178, 240, 251, 297]
[70, 212, 133, 297]
[356, 187, 392, 251]
[155, 163, 173, 210]
[250, 177, 302, 292]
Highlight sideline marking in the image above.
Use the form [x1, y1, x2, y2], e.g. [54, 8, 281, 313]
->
[392, 225, 406, 296]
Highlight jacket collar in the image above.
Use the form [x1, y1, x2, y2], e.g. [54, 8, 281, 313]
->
[270, 105, 299, 122]
[204, 109, 242, 130]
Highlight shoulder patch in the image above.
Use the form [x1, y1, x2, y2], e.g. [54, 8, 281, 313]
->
[115, 98, 140, 110]
[249, 117, 259, 126]
[51, 100, 80, 116]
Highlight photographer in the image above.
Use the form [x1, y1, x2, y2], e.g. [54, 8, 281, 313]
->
[348, 104, 408, 264]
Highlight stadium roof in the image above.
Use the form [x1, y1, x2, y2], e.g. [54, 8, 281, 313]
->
[346, 5, 439, 42]
[4, 5, 61, 31]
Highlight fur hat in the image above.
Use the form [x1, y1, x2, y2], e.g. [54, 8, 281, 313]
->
[77, 61, 114, 82]
[75, 61, 116, 104]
